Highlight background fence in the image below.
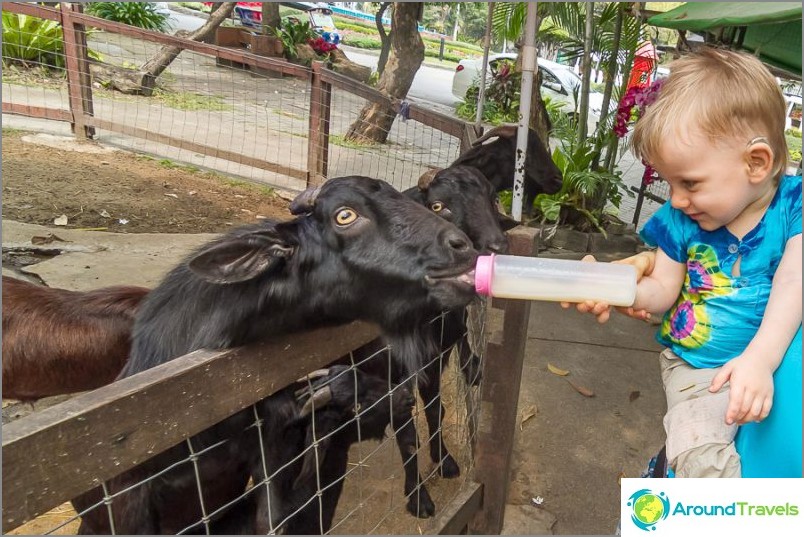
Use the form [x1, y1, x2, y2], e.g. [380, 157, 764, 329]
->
[2, 2, 537, 534]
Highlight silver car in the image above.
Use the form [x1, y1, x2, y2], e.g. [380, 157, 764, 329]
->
[452, 53, 603, 120]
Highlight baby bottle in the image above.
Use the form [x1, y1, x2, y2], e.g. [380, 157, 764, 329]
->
[474, 254, 637, 307]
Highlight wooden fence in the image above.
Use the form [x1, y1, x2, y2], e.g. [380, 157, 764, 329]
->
[2, 227, 536, 535]
[1, 2, 480, 191]
[1, 3, 535, 533]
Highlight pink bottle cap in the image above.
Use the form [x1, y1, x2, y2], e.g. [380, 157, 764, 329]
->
[475, 254, 495, 296]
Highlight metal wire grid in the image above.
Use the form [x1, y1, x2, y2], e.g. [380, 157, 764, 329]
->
[323, 88, 462, 192]
[19, 305, 487, 536]
[2, 21, 314, 192]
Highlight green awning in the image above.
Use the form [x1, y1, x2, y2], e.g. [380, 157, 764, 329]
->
[648, 2, 801, 31]
[647, 2, 802, 77]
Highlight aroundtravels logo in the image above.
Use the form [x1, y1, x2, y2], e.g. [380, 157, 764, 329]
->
[627, 489, 670, 531]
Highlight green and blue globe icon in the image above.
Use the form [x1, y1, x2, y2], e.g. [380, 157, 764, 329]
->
[627, 489, 670, 531]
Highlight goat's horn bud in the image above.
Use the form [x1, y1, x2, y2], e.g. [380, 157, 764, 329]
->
[299, 386, 333, 417]
[296, 369, 330, 384]
[290, 185, 322, 215]
[417, 168, 441, 190]
[474, 125, 516, 146]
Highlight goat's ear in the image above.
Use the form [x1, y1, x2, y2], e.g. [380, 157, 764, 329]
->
[498, 213, 520, 232]
[188, 232, 294, 284]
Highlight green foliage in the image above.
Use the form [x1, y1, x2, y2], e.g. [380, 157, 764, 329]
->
[341, 35, 381, 49]
[272, 18, 317, 58]
[531, 108, 628, 232]
[786, 129, 802, 162]
[85, 2, 170, 32]
[455, 58, 522, 125]
[2, 12, 66, 69]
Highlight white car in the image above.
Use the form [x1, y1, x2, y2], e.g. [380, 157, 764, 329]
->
[452, 53, 604, 119]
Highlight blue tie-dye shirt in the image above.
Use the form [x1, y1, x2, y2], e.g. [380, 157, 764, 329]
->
[639, 175, 802, 368]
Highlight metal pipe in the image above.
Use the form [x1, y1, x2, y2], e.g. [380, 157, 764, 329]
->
[512, 2, 538, 221]
[475, 2, 494, 128]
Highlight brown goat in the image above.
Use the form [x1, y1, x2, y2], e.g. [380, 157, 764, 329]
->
[1, 276, 148, 401]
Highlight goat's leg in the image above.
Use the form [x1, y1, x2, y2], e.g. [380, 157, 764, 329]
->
[391, 396, 436, 518]
[420, 361, 460, 478]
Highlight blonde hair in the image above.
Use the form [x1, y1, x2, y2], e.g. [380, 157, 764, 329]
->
[631, 48, 789, 181]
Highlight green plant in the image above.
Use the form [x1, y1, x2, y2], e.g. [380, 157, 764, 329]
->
[85, 2, 170, 32]
[272, 18, 317, 59]
[786, 129, 802, 163]
[533, 122, 628, 233]
[455, 59, 522, 125]
[2, 12, 66, 69]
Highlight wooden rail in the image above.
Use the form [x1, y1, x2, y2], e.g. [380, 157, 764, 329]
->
[2, 321, 380, 532]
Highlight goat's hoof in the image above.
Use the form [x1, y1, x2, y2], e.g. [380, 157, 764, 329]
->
[439, 455, 461, 478]
[406, 489, 436, 518]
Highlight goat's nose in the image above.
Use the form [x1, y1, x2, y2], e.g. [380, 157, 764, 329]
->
[444, 229, 471, 252]
[486, 240, 508, 254]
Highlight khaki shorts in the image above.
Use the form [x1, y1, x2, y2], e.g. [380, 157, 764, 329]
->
[660, 348, 741, 478]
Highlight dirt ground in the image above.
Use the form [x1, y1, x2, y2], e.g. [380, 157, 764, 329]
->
[1, 129, 293, 234]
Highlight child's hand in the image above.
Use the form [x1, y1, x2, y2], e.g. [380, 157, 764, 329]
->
[560, 252, 654, 323]
[709, 353, 775, 425]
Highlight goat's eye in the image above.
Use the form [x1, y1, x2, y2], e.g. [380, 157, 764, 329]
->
[334, 208, 358, 226]
[430, 201, 444, 213]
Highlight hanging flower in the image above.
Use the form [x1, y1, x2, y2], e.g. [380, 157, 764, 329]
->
[308, 36, 338, 57]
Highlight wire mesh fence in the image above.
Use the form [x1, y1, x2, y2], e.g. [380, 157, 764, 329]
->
[5, 305, 489, 535]
[2, 3, 470, 196]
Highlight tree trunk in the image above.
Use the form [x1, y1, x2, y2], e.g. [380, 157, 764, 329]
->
[261, 2, 281, 35]
[140, 2, 236, 81]
[345, 2, 424, 144]
[376, 2, 392, 75]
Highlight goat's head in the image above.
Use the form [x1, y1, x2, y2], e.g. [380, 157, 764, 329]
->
[453, 125, 564, 196]
[413, 165, 512, 254]
[186, 176, 478, 329]
[291, 365, 414, 489]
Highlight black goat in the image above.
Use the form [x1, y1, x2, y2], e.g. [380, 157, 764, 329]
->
[327, 165, 513, 519]
[74, 365, 414, 534]
[450, 125, 564, 214]
[71, 176, 477, 534]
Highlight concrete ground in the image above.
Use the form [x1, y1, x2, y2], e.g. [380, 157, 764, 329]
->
[2, 218, 666, 535]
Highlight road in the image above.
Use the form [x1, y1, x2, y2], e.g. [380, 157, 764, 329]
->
[156, 5, 658, 225]
[339, 46, 462, 111]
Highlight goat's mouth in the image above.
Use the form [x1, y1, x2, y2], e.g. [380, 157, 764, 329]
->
[424, 267, 475, 288]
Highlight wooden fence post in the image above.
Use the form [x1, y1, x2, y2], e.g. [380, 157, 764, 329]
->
[469, 226, 539, 535]
[307, 61, 331, 187]
[60, 2, 95, 139]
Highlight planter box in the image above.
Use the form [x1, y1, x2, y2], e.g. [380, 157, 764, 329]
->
[214, 27, 283, 74]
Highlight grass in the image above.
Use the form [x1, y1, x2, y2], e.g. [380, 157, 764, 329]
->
[225, 178, 276, 197]
[153, 89, 232, 112]
[329, 133, 380, 149]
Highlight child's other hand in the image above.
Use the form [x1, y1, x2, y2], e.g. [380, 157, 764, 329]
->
[709, 353, 775, 425]
[560, 253, 653, 323]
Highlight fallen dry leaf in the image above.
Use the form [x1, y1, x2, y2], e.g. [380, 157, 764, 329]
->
[31, 233, 68, 245]
[520, 404, 538, 430]
[547, 363, 570, 376]
[53, 214, 68, 226]
[629, 390, 640, 402]
[566, 379, 595, 397]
